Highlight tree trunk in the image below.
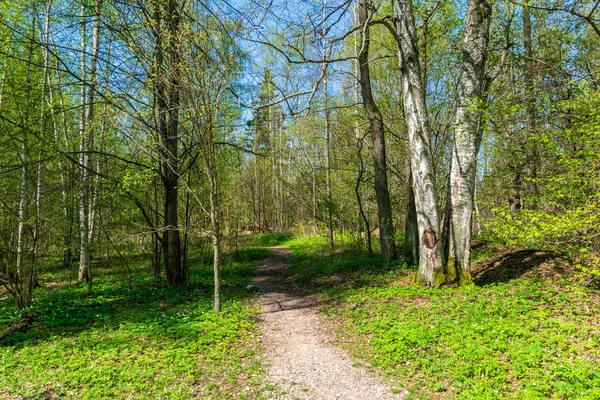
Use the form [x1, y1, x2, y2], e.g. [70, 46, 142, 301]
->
[352, 5, 369, 252]
[15, 3, 38, 309]
[448, 0, 491, 284]
[353, 78, 371, 253]
[358, 0, 396, 259]
[33, 1, 51, 260]
[200, 110, 222, 313]
[182, 170, 192, 283]
[324, 73, 334, 250]
[404, 167, 419, 266]
[77, 1, 89, 283]
[16, 124, 28, 271]
[323, 0, 334, 250]
[355, 146, 372, 256]
[154, 0, 183, 285]
[47, 29, 75, 269]
[312, 165, 318, 235]
[523, 5, 538, 207]
[78, 0, 101, 297]
[32, 0, 53, 271]
[207, 139, 221, 314]
[392, 0, 445, 286]
[278, 125, 284, 230]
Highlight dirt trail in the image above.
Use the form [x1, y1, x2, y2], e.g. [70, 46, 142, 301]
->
[253, 246, 406, 400]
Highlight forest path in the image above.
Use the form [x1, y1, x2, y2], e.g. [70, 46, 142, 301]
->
[253, 246, 406, 400]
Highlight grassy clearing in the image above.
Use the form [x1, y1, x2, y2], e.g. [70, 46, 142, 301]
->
[283, 235, 600, 399]
[249, 232, 295, 247]
[0, 245, 271, 399]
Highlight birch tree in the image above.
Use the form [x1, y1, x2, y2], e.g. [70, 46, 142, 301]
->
[392, 0, 445, 286]
[78, 0, 102, 297]
[447, 0, 492, 284]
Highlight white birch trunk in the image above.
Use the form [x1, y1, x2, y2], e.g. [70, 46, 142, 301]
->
[448, 0, 491, 284]
[78, 2, 89, 283]
[33, 1, 53, 262]
[78, 0, 101, 291]
[17, 8, 38, 272]
[203, 117, 221, 313]
[392, 0, 445, 286]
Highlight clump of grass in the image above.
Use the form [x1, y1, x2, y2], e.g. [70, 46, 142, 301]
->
[0, 245, 271, 399]
[283, 235, 600, 399]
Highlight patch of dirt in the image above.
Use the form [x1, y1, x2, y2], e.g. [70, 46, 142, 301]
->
[472, 248, 572, 285]
[253, 247, 406, 400]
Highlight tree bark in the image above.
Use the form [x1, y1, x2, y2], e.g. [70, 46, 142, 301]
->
[358, 0, 396, 260]
[32, 0, 53, 270]
[392, 0, 445, 286]
[352, 4, 368, 252]
[404, 167, 419, 266]
[77, 1, 89, 283]
[47, 25, 75, 269]
[17, 4, 38, 273]
[448, 0, 491, 284]
[204, 120, 221, 313]
[312, 164, 318, 235]
[324, 71, 334, 250]
[523, 5, 538, 207]
[14, 3, 38, 309]
[323, 0, 334, 250]
[166, 0, 183, 284]
[153, 0, 183, 285]
[78, 0, 102, 297]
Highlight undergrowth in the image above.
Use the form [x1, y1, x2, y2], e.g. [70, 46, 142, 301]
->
[0, 245, 271, 399]
[249, 232, 294, 247]
[283, 235, 600, 399]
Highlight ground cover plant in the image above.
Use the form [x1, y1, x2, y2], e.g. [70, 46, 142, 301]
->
[0, 245, 271, 399]
[3, 0, 600, 398]
[283, 235, 600, 399]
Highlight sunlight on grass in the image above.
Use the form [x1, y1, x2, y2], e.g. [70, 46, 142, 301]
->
[0, 246, 271, 399]
[283, 235, 600, 399]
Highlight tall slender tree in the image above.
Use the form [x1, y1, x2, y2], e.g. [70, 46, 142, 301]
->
[151, 0, 183, 285]
[447, 0, 492, 284]
[392, 0, 445, 286]
[323, 0, 334, 250]
[78, 0, 102, 297]
[357, 0, 396, 259]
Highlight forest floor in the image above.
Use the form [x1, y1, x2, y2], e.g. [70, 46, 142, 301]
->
[1, 234, 599, 399]
[0, 245, 272, 399]
[253, 246, 406, 399]
[279, 235, 600, 400]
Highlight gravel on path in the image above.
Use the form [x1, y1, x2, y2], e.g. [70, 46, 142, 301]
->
[253, 246, 406, 400]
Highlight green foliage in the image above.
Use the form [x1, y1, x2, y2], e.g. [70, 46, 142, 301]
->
[0, 246, 271, 399]
[284, 236, 600, 399]
[353, 282, 600, 399]
[486, 91, 600, 279]
[283, 235, 405, 297]
[250, 232, 294, 247]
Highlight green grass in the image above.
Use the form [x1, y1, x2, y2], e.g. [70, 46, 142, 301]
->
[0, 245, 272, 399]
[282, 235, 600, 399]
[249, 232, 295, 247]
